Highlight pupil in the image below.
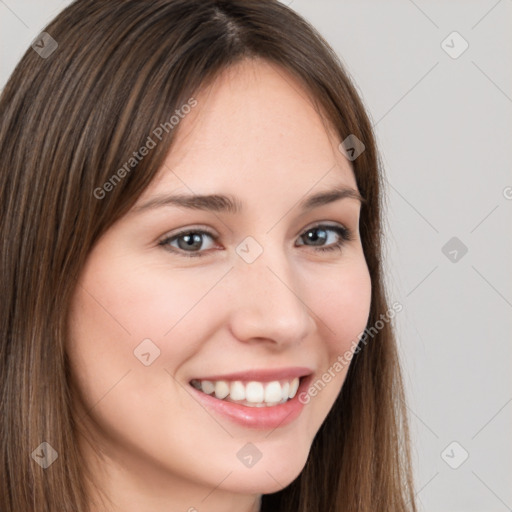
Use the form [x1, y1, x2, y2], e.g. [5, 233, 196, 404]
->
[307, 228, 326, 245]
[179, 233, 202, 250]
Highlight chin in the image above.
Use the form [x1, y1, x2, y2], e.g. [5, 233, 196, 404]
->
[218, 445, 309, 495]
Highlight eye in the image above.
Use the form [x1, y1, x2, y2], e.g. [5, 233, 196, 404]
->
[158, 229, 218, 258]
[158, 223, 354, 258]
[296, 224, 353, 252]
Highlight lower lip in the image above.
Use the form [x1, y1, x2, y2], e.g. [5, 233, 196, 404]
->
[188, 376, 312, 430]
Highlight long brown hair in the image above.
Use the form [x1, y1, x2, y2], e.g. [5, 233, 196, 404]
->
[0, 1, 417, 510]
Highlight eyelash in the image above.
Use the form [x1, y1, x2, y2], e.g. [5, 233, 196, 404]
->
[158, 224, 354, 258]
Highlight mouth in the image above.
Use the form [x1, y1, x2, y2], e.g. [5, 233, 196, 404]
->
[190, 376, 303, 408]
[187, 368, 313, 429]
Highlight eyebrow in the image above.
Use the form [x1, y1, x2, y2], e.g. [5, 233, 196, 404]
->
[132, 185, 365, 214]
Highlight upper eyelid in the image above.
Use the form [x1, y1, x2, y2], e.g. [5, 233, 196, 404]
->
[160, 221, 347, 237]
[298, 220, 348, 233]
[159, 226, 218, 242]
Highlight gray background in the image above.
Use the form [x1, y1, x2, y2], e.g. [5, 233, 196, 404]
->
[1, 1, 511, 510]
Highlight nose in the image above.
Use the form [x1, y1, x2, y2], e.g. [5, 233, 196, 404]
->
[226, 244, 315, 349]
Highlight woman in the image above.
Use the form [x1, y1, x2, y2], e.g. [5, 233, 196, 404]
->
[0, 1, 417, 510]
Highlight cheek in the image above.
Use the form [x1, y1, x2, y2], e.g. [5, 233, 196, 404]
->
[307, 259, 372, 360]
[65, 257, 229, 473]
[67, 258, 220, 360]
[297, 258, 371, 413]
[66, 256, 233, 417]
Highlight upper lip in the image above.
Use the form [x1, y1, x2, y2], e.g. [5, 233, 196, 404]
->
[190, 366, 313, 383]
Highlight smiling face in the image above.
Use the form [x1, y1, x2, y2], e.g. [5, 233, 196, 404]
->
[67, 58, 372, 510]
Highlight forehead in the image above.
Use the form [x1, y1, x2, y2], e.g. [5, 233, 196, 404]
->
[138, 58, 357, 203]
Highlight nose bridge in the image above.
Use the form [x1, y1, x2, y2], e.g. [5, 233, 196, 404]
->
[228, 239, 314, 345]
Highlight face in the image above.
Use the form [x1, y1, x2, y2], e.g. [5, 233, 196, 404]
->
[67, 58, 372, 510]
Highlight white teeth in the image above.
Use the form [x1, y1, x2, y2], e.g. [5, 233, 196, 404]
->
[288, 377, 300, 399]
[214, 380, 230, 399]
[281, 381, 290, 401]
[230, 381, 245, 401]
[201, 380, 215, 395]
[264, 381, 282, 403]
[245, 382, 264, 403]
[192, 377, 304, 406]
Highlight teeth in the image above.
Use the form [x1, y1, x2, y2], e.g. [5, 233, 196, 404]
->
[281, 381, 290, 401]
[191, 377, 303, 406]
[214, 380, 230, 399]
[288, 377, 300, 399]
[264, 381, 282, 403]
[230, 381, 245, 401]
[201, 380, 215, 395]
[246, 382, 264, 403]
